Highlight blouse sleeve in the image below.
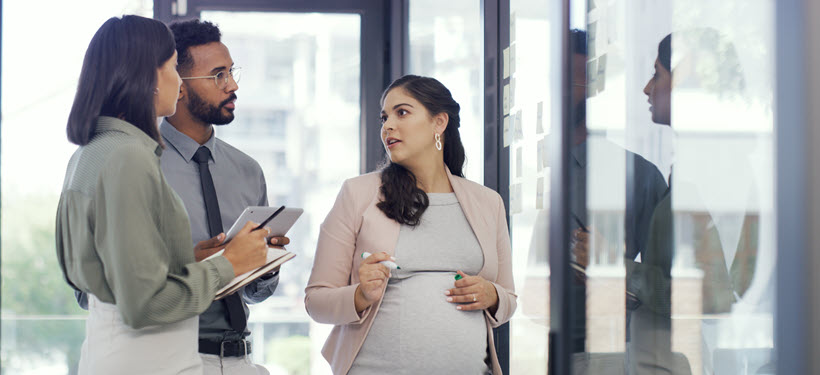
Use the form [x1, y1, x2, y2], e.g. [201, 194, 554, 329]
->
[94, 146, 234, 329]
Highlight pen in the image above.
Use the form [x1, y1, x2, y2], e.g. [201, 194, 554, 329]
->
[572, 214, 589, 233]
[253, 205, 286, 232]
[361, 252, 401, 270]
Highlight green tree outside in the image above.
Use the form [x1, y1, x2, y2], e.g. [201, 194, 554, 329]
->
[1, 192, 86, 374]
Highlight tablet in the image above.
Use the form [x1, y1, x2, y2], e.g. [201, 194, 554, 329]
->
[224, 206, 303, 242]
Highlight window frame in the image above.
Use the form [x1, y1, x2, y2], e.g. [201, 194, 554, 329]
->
[154, 0, 391, 173]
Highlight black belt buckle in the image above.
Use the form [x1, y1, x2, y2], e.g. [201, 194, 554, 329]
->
[221, 340, 247, 358]
[200, 339, 251, 357]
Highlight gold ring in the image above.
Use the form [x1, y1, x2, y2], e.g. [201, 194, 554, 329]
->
[473, 295, 477, 302]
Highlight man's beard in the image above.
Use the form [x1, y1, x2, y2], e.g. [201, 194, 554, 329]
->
[187, 88, 237, 126]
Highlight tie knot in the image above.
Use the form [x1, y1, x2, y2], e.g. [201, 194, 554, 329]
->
[193, 146, 212, 164]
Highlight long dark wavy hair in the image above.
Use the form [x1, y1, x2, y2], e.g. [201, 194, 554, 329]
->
[66, 15, 176, 145]
[377, 75, 466, 226]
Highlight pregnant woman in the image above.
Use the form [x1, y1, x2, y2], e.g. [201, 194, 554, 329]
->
[305, 75, 517, 374]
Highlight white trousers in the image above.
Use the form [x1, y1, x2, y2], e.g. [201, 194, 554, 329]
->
[200, 353, 270, 375]
[78, 295, 203, 375]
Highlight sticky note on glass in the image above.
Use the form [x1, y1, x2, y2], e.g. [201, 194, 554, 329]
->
[510, 77, 516, 108]
[503, 84, 510, 115]
[586, 59, 598, 97]
[536, 101, 544, 134]
[587, 21, 597, 57]
[536, 177, 545, 210]
[596, 53, 607, 93]
[515, 109, 524, 141]
[509, 112, 516, 146]
[511, 12, 517, 42]
[539, 136, 550, 168]
[516, 147, 523, 178]
[503, 116, 511, 147]
[510, 183, 523, 215]
[503, 47, 510, 79]
[510, 44, 517, 76]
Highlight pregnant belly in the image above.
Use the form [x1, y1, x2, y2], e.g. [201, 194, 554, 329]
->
[358, 272, 489, 373]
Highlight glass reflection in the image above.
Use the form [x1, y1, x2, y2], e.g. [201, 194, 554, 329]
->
[569, 1, 775, 374]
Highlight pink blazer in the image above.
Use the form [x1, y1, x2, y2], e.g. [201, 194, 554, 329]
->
[305, 169, 517, 375]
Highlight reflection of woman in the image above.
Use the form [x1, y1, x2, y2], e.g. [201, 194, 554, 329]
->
[644, 35, 673, 126]
[636, 30, 760, 374]
[643, 31, 756, 315]
[620, 33, 680, 375]
[305, 75, 517, 375]
[55, 16, 268, 374]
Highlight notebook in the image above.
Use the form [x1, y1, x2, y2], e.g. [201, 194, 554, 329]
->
[207, 247, 295, 300]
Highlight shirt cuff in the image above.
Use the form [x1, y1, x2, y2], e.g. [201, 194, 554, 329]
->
[254, 271, 279, 290]
[485, 282, 508, 327]
[347, 283, 373, 325]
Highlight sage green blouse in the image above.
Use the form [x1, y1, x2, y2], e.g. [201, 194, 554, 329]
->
[56, 116, 234, 329]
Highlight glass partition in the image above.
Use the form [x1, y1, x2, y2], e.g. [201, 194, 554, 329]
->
[200, 11, 361, 375]
[408, 0, 484, 183]
[565, 1, 776, 374]
[0, 2, 153, 373]
[506, 0, 558, 372]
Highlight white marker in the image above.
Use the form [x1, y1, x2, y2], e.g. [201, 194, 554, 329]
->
[361, 252, 401, 270]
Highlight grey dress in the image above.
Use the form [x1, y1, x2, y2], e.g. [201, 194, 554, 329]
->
[349, 193, 491, 375]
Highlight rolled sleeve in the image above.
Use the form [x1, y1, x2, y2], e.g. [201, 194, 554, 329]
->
[242, 271, 279, 304]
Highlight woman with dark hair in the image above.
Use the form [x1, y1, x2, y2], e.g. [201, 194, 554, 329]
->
[56, 15, 268, 374]
[628, 30, 756, 374]
[305, 75, 517, 374]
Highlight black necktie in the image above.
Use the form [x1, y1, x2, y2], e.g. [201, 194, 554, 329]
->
[193, 146, 246, 334]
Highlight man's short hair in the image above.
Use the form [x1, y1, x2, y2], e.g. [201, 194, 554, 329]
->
[168, 19, 222, 74]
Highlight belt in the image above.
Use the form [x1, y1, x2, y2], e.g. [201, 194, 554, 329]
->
[198, 339, 252, 357]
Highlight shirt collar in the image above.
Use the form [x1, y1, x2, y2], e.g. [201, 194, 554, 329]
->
[160, 118, 218, 163]
[95, 116, 162, 156]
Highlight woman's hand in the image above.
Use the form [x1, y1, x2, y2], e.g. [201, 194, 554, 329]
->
[445, 271, 499, 314]
[354, 252, 392, 313]
[222, 221, 269, 276]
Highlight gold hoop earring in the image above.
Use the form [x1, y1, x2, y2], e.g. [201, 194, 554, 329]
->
[435, 133, 442, 151]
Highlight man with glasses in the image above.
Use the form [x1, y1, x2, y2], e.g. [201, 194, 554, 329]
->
[163, 19, 285, 374]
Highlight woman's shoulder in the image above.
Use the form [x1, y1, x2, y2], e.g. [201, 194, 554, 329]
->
[80, 133, 157, 175]
[327, 172, 383, 221]
[451, 175, 503, 203]
[83, 139, 162, 197]
[341, 171, 382, 192]
[331, 171, 383, 209]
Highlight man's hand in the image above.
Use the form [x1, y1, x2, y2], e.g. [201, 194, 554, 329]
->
[571, 228, 590, 268]
[194, 233, 227, 262]
[268, 236, 290, 247]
